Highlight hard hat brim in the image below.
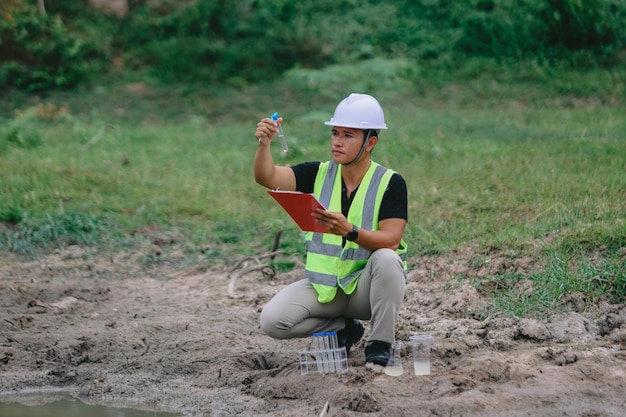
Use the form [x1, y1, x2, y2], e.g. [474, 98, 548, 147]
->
[324, 121, 388, 129]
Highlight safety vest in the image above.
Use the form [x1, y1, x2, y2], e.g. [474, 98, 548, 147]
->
[304, 161, 408, 303]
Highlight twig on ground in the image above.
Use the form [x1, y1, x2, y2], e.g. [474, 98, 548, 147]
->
[227, 230, 285, 298]
[83, 124, 118, 150]
[83, 127, 106, 149]
[319, 401, 330, 417]
[227, 252, 282, 299]
[270, 230, 283, 260]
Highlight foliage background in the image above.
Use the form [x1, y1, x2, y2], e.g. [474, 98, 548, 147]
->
[1, 0, 625, 90]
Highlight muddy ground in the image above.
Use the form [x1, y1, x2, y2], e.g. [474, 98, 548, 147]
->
[1, 245, 625, 416]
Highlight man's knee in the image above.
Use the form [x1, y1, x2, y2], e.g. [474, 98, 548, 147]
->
[371, 248, 403, 270]
[259, 308, 290, 339]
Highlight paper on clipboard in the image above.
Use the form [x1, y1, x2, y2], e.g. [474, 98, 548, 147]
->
[267, 190, 328, 233]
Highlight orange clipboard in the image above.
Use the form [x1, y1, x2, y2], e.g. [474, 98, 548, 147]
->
[267, 190, 328, 233]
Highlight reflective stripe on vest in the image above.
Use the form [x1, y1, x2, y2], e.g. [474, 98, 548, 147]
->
[304, 160, 408, 303]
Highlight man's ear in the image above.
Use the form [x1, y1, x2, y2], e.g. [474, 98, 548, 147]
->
[367, 135, 378, 151]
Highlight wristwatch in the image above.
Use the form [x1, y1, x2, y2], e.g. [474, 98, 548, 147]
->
[345, 225, 359, 242]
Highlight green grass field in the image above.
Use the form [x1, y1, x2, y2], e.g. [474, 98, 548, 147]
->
[1, 60, 625, 315]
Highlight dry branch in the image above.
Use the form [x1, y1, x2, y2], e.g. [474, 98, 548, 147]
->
[319, 401, 330, 417]
[227, 230, 285, 298]
[227, 250, 282, 299]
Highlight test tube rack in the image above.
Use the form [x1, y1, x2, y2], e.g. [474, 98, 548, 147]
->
[299, 332, 349, 375]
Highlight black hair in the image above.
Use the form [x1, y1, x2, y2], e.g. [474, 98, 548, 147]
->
[363, 129, 381, 140]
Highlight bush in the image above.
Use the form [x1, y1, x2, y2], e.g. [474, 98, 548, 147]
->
[450, 0, 626, 66]
[0, 3, 110, 91]
[1, 0, 625, 91]
[120, 0, 308, 84]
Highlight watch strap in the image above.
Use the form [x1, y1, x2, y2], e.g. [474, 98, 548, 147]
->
[345, 224, 359, 241]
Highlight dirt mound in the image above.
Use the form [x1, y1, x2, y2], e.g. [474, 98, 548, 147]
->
[1, 247, 625, 416]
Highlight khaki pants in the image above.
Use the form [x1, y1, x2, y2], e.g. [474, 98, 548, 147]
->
[259, 248, 406, 346]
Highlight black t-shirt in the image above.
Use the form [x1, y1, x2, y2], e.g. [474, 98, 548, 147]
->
[291, 161, 408, 221]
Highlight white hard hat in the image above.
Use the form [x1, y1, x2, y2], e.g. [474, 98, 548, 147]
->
[324, 93, 388, 130]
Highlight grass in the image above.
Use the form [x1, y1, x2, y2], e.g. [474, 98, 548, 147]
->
[1, 59, 625, 317]
[478, 247, 626, 318]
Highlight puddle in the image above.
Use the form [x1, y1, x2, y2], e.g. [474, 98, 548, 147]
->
[0, 392, 181, 417]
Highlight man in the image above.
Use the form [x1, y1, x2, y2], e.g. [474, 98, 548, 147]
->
[254, 93, 408, 366]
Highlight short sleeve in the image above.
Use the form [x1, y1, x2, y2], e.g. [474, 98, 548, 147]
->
[379, 173, 408, 221]
[291, 161, 320, 193]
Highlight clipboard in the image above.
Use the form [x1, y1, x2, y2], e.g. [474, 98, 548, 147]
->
[267, 190, 328, 233]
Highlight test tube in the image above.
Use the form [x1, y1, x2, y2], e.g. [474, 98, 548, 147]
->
[329, 331, 339, 349]
[329, 331, 339, 371]
[271, 112, 288, 153]
[322, 332, 331, 373]
[324, 332, 337, 372]
[313, 333, 324, 373]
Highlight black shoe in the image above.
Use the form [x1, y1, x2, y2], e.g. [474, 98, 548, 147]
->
[337, 318, 365, 356]
[365, 340, 391, 366]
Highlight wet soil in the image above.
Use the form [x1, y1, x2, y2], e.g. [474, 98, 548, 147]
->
[1, 246, 625, 416]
